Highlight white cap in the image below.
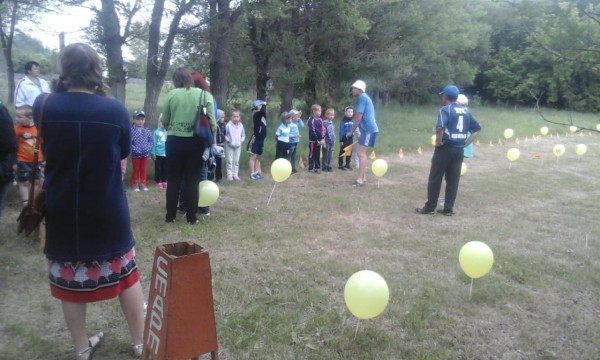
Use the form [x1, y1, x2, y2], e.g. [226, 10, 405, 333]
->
[352, 80, 366, 92]
[456, 94, 469, 105]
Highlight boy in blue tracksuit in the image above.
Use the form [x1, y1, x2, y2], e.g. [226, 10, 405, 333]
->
[338, 106, 354, 170]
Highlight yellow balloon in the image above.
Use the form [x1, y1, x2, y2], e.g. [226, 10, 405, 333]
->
[270, 158, 292, 182]
[553, 144, 566, 157]
[344, 270, 389, 320]
[576, 144, 588, 156]
[507, 148, 520, 161]
[569, 125, 577, 133]
[431, 134, 436, 146]
[461, 162, 467, 175]
[371, 159, 388, 177]
[459, 241, 494, 279]
[596, 123, 600, 131]
[198, 180, 219, 207]
[503, 128, 514, 139]
[540, 126, 549, 135]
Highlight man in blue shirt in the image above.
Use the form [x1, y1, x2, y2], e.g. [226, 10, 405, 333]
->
[416, 85, 482, 216]
[346, 80, 378, 187]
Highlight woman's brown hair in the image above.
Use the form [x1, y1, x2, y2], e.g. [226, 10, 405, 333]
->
[53, 43, 106, 96]
[172, 68, 194, 89]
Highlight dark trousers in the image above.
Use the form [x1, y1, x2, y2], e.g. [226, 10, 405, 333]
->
[275, 140, 291, 160]
[166, 136, 206, 223]
[425, 144, 464, 211]
[308, 142, 322, 170]
[208, 156, 223, 181]
[154, 155, 167, 183]
[339, 137, 353, 166]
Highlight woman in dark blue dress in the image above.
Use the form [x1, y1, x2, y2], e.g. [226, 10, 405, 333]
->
[34, 43, 144, 359]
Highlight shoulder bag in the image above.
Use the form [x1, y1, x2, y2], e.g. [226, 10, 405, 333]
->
[194, 90, 213, 145]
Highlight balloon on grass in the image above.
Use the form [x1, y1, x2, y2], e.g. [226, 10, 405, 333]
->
[461, 162, 467, 175]
[344, 270, 389, 319]
[553, 144, 566, 157]
[596, 124, 600, 132]
[271, 158, 292, 182]
[459, 241, 494, 279]
[507, 148, 520, 161]
[576, 144, 588, 156]
[503, 128, 514, 139]
[198, 180, 219, 207]
[569, 125, 577, 133]
[540, 126, 549, 135]
[431, 134, 436, 146]
[371, 159, 388, 177]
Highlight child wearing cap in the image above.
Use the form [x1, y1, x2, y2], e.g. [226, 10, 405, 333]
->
[288, 109, 303, 173]
[151, 117, 168, 188]
[248, 100, 267, 180]
[322, 108, 336, 172]
[130, 110, 153, 191]
[275, 111, 293, 160]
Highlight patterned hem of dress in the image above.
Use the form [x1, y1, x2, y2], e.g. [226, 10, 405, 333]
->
[48, 248, 140, 302]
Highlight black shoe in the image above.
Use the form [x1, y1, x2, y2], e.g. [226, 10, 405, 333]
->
[339, 166, 346, 170]
[437, 209, 454, 216]
[345, 165, 353, 171]
[292, 169, 298, 174]
[415, 207, 435, 215]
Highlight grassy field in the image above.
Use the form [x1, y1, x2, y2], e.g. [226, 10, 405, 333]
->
[0, 93, 599, 359]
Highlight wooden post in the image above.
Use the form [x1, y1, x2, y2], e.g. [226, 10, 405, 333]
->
[142, 242, 218, 360]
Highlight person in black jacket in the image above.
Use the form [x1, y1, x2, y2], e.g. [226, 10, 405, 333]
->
[248, 100, 267, 180]
[0, 100, 17, 219]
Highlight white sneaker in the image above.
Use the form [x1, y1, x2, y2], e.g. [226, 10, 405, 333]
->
[133, 188, 140, 192]
[142, 186, 149, 191]
[233, 175, 240, 181]
[227, 175, 233, 181]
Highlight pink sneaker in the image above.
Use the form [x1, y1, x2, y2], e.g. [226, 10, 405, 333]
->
[227, 175, 233, 181]
[162, 182, 168, 189]
[233, 175, 240, 181]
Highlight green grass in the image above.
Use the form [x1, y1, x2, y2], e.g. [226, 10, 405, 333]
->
[0, 89, 599, 359]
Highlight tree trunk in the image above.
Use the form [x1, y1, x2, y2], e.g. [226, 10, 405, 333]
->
[0, 0, 19, 104]
[248, 15, 270, 101]
[208, 0, 238, 108]
[144, 0, 197, 128]
[100, 0, 127, 103]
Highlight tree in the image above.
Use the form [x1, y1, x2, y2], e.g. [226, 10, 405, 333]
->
[0, 0, 83, 104]
[143, 0, 203, 128]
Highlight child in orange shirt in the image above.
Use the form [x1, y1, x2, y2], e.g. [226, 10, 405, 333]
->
[14, 105, 44, 206]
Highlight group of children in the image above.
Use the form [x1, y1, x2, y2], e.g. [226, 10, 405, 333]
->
[128, 107, 247, 190]
[11, 100, 359, 210]
[273, 104, 359, 175]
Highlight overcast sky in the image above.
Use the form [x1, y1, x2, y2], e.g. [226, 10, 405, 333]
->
[20, 6, 94, 51]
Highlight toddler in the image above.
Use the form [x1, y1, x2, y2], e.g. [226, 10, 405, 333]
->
[338, 106, 354, 170]
[307, 104, 325, 173]
[288, 109, 303, 173]
[275, 111, 293, 160]
[14, 105, 43, 205]
[151, 118, 168, 188]
[130, 110, 153, 191]
[322, 108, 336, 172]
[225, 109, 245, 180]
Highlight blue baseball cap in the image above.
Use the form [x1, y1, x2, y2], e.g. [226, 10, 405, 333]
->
[253, 100, 267, 108]
[439, 85, 460, 97]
